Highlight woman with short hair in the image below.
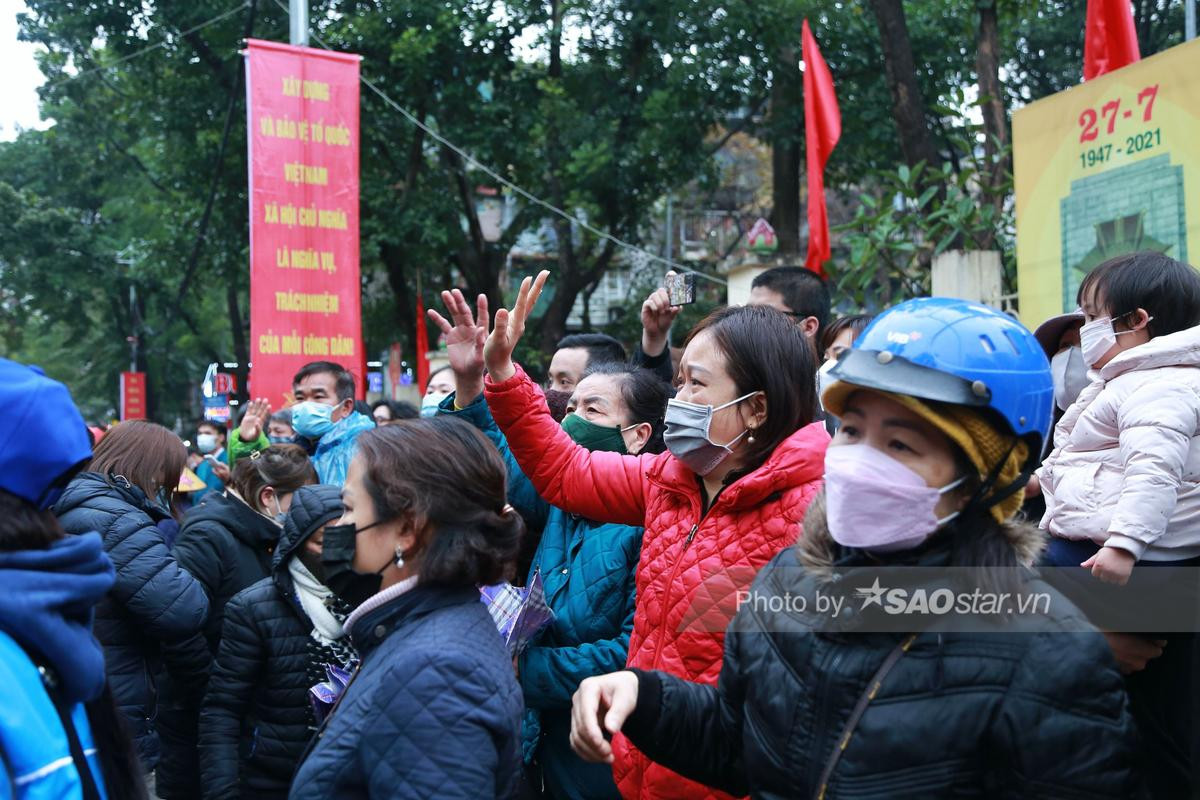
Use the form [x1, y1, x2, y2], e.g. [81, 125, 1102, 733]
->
[289, 419, 525, 800]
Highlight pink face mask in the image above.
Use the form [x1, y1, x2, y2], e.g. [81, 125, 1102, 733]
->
[824, 444, 965, 553]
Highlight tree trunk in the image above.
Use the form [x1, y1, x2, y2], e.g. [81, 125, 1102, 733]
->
[867, 0, 942, 170]
[769, 45, 802, 257]
[975, 0, 1009, 249]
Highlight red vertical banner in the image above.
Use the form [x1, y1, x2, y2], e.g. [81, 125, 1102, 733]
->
[245, 39, 364, 406]
[120, 372, 147, 420]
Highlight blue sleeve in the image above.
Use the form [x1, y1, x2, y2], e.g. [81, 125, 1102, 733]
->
[520, 527, 639, 708]
[363, 648, 516, 799]
[438, 393, 550, 530]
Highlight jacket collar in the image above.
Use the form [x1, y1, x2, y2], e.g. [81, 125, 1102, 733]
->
[646, 421, 828, 510]
[315, 411, 375, 453]
[1100, 323, 1200, 380]
[346, 582, 481, 656]
[200, 490, 282, 550]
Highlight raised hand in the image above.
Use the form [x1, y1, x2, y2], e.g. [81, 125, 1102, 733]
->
[484, 270, 550, 383]
[428, 289, 489, 406]
[569, 671, 639, 764]
[238, 397, 272, 443]
[640, 271, 683, 358]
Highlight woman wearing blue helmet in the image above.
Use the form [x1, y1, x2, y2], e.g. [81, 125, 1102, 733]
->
[568, 299, 1140, 798]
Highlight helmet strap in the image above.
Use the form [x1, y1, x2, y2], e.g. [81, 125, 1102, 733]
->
[962, 438, 1030, 517]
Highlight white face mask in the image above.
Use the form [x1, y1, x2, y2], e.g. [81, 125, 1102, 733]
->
[1079, 312, 1150, 367]
[1050, 346, 1090, 411]
[816, 361, 838, 414]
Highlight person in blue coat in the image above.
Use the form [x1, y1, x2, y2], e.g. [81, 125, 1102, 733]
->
[289, 420, 524, 800]
[54, 421, 210, 778]
[0, 358, 145, 800]
[431, 289, 672, 800]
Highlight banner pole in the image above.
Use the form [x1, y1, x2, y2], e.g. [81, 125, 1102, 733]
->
[289, 0, 308, 46]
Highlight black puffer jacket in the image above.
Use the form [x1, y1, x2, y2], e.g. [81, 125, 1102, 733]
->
[175, 490, 283, 650]
[624, 495, 1142, 799]
[53, 471, 210, 769]
[157, 490, 284, 798]
[199, 485, 353, 799]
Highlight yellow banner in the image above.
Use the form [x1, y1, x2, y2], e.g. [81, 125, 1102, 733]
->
[1014, 38, 1200, 326]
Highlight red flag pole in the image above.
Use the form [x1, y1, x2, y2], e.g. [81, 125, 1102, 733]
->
[415, 277, 430, 395]
[802, 19, 841, 277]
[1084, 0, 1141, 80]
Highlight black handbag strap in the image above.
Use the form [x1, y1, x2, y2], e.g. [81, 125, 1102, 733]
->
[814, 634, 918, 800]
[35, 661, 103, 800]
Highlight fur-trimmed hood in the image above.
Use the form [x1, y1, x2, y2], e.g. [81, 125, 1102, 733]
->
[796, 489, 1046, 571]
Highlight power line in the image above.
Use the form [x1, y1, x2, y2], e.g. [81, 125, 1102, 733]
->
[42, 2, 252, 90]
[268, 0, 727, 286]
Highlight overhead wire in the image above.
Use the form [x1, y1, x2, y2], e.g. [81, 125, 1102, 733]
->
[268, 0, 727, 286]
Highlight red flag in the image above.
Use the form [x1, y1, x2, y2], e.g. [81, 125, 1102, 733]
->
[415, 292, 430, 395]
[1084, 0, 1140, 80]
[802, 19, 841, 276]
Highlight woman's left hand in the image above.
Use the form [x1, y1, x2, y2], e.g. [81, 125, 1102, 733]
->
[483, 271, 550, 383]
[1082, 545, 1135, 585]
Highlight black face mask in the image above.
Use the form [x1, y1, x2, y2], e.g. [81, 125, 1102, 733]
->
[320, 520, 394, 609]
[543, 389, 571, 424]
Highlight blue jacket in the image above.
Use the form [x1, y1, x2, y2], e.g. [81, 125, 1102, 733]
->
[310, 412, 375, 486]
[440, 394, 640, 800]
[194, 447, 228, 501]
[54, 472, 210, 769]
[289, 583, 523, 800]
[0, 533, 114, 800]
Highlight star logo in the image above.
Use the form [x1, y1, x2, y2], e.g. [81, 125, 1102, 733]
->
[855, 577, 886, 609]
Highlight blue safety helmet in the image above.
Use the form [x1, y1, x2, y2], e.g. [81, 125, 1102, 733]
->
[825, 297, 1054, 460]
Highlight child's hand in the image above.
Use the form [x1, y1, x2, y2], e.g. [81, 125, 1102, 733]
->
[1081, 546, 1136, 585]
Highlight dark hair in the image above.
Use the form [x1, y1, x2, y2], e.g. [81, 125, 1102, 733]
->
[89, 420, 186, 499]
[293, 361, 355, 402]
[752, 267, 831, 337]
[371, 399, 418, 421]
[820, 313, 875, 357]
[197, 420, 226, 438]
[684, 305, 818, 476]
[353, 400, 373, 418]
[356, 418, 524, 586]
[428, 364, 453, 383]
[581, 362, 672, 454]
[269, 407, 293, 425]
[0, 489, 64, 551]
[556, 333, 628, 369]
[229, 444, 318, 513]
[1077, 251, 1200, 339]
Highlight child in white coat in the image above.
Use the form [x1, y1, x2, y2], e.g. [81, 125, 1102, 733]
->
[1037, 250, 1200, 797]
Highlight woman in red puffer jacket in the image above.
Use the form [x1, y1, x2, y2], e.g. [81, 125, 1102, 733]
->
[472, 273, 828, 800]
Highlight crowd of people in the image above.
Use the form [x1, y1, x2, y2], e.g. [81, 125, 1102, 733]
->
[2, 253, 1200, 799]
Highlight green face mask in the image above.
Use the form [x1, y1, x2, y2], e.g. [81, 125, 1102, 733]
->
[562, 412, 633, 454]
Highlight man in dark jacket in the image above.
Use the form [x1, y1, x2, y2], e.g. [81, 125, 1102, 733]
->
[54, 472, 210, 770]
[200, 485, 356, 799]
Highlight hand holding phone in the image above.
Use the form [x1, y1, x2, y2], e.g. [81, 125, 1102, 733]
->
[664, 272, 696, 306]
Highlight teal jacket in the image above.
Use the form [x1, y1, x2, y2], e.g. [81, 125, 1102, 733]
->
[439, 394, 639, 800]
